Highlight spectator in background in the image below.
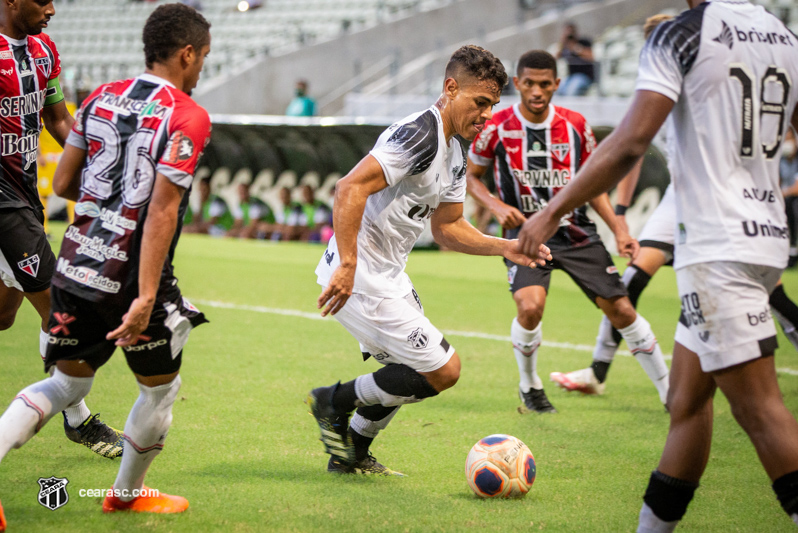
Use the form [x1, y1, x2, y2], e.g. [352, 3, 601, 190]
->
[285, 80, 316, 117]
[273, 186, 305, 240]
[298, 184, 332, 242]
[555, 22, 595, 96]
[183, 179, 233, 236]
[228, 183, 275, 239]
[781, 128, 798, 266]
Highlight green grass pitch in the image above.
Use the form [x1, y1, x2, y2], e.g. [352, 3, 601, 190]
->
[1, 222, 797, 532]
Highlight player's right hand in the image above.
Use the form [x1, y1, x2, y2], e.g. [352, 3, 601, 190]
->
[107, 297, 154, 347]
[492, 203, 527, 229]
[317, 264, 356, 317]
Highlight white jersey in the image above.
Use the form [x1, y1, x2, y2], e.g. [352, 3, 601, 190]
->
[636, 0, 798, 270]
[316, 105, 467, 298]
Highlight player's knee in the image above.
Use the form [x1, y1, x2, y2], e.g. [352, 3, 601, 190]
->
[515, 299, 543, 328]
[606, 298, 636, 329]
[0, 309, 17, 330]
[726, 395, 776, 437]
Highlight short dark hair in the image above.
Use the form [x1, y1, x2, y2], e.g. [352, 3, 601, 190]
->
[445, 45, 508, 90]
[143, 4, 211, 69]
[516, 50, 557, 78]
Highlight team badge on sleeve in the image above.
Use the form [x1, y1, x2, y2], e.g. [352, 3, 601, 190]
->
[164, 131, 194, 164]
[407, 327, 429, 349]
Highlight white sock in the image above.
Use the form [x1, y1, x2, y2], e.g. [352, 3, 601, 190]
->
[349, 407, 400, 439]
[619, 314, 669, 404]
[592, 315, 618, 364]
[512, 318, 543, 391]
[792, 513, 798, 526]
[63, 402, 92, 428]
[637, 502, 678, 533]
[39, 329, 48, 361]
[354, 374, 425, 407]
[114, 376, 181, 501]
[0, 369, 93, 463]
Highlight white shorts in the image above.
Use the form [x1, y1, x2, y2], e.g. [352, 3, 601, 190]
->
[637, 183, 675, 261]
[333, 289, 455, 373]
[674, 261, 781, 372]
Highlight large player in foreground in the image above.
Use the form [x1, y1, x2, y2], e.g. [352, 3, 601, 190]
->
[0, 0, 123, 457]
[0, 4, 212, 526]
[309, 45, 551, 476]
[516, 0, 798, 529]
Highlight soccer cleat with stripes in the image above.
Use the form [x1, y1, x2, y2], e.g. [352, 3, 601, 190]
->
[518, 387, 557, 414]
[306, 385, 355, 466]
[327, 455, 406, 477]
[63, 413, 124, 458]
[102, 486, 188, 514]
[550, 367, 606, 395]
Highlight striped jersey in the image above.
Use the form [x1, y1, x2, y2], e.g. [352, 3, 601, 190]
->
[0, 32, 62, 212]
[636, 0, 798, 270]
[53, 73, 211, 305]
[468, 103, 598, 249]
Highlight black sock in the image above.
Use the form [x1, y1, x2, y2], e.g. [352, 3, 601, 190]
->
[643, 470, 698, 522]
[349, 428, 374, 462]
[770, 285, 798, 330]
[773, 470, 798, 517]
[591, 360, 611, 383]
[331, 380, 358, 413]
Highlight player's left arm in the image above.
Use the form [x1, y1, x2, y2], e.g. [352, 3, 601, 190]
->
[518, 90, 673, 256]
[431, 201, 550, 267]
[107, 174, 184, 346]
[41, 78, 74, 147]
[52, 143, 86, 201]
[588, 192, 639, 259]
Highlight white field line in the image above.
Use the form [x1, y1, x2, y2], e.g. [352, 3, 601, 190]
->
[193, 299, 798, 377]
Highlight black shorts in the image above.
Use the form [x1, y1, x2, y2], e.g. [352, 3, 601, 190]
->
[0, 208, 55, 293]
[44, 286, 208, 377]
[505, 241, 628, 305]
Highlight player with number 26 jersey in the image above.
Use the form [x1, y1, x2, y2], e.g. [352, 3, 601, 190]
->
[53, 74, 211, 306]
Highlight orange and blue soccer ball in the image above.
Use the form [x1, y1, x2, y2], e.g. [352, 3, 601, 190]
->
[465, 434, 536, 498]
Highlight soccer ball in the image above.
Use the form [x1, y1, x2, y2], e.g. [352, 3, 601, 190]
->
[465, 434, 536, 498]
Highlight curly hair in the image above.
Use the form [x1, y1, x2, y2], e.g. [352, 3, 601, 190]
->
[445, 45, 508, 90]
[516, 50, 557, 78]
[143, 4, 211, 69]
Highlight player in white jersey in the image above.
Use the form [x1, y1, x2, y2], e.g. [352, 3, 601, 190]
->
[515, 0, 798, 529]
[307, 45, 551, 476]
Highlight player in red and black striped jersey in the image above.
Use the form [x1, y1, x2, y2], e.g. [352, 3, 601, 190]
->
[0, 3, 212, 519]
[0, 0, 124, 459]
[467, 50, 670, 413]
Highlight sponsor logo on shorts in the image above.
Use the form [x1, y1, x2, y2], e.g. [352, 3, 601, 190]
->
[508, 265, 518, 285]
[747, 307, 772, 326]
[370, 351, 389, 361]
[698, 331, 711, 342]
[324, 249, 335, 266]
[741, 220, 788, 239]
[122, 339, 168, 352]
[17, 254, 40, 277]
[680, 292, 705, 327]
[407, 327, 429, 349]
[56, 257, 121, 294]
[606, 265, 618, 275]
[50, 312, 76, 335]
[64, 226, 128, 263]
[48, 336, 78, 346]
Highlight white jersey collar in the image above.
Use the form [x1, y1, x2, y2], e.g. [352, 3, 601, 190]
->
[513, 103, 555, 129]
